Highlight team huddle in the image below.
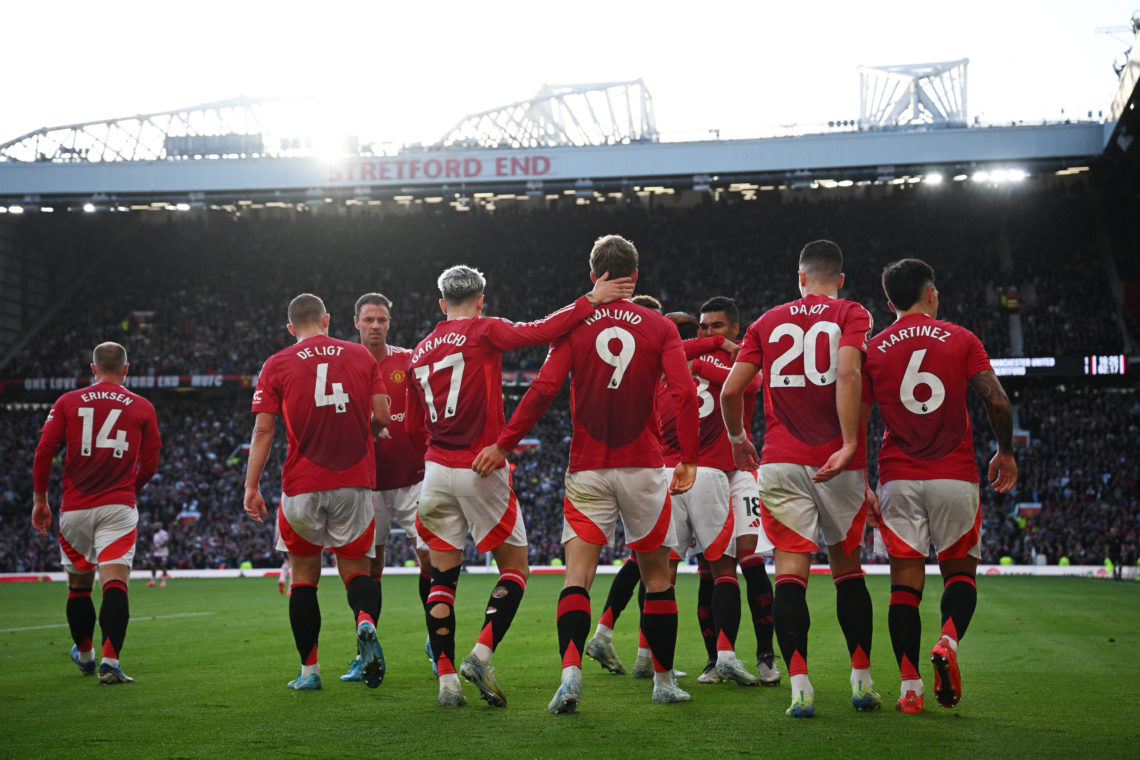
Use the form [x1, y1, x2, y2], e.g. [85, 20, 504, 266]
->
[32, 235, 1018, 717]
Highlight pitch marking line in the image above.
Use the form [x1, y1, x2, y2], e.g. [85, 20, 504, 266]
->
[0, 611, 215, 633]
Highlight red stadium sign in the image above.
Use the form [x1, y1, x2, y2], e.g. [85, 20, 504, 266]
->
[328, 155, 551, 183]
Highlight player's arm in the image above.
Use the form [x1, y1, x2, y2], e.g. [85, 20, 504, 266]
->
[134, 407, 162, 493]
[371, 393, 391, 436]
[242, 412, 277, 523]
[661, 334, 699, 494]
[487, 272, 634, 352]
[681, 335, 724, 359]
[814, 345, 863, 482]
[968, 369, 1018, 492]
[31, 404, 66, 537]
[473, 342, 572, 476]
[721, 360, 761, 471]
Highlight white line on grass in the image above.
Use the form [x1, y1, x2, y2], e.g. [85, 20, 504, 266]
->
[0, 611, 215, 633]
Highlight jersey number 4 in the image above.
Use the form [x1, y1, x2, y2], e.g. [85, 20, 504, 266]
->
[77, 407, 129, 459]
[768, 321, 841, 387]
[314, 362, 349, 413]
[414, 353, 465, 423]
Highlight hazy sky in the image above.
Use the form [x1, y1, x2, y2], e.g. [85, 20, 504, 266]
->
[2, 0, 1135, 146]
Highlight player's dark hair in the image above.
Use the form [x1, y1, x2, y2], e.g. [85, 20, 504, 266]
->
[631, 294, 663, 313]
[799, 239, 844, 280]
[288, 293, 327, 327]
[437, 265, 486, 304]
[92, 342, 127, 373]
[589, 234, 639, 279]
[699, 296, 740, 325]
[355, 292, 393, 316]
[881, 258, 936, 311]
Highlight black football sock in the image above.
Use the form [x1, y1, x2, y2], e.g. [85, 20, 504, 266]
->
[557, 586, 591, 668]
[740, 551, 775, 656]
[773, 574, 809, 677]
[66, 586, 96, 651]
[477, 571, 527, 653]
[712, 573, 742, 654]
[940, 573, 977, 642]
[640, 588, 678, 673]
[599, 557, 641, 629]
[345, 572, 380, 628]
[418, 566, 432, 610]
[426, 565, 461, 676]
[696, 561, 717, 664]
[289, 583, 321, 666]
[889, 585, 923, 681]
[98, 580, 130, 660]
[834, 570, 873, 669]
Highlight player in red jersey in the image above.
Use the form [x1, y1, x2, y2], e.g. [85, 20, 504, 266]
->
[340, 292, 433, 683]
[722, 240, 881, 718]
[408, 264, 633, 708]
[31, 342, 161, 685]
[864, 258, 1017, 713]
[687, 296, 780, 687]
[474, 235, 700, 711]
[244, 294, 392, 691]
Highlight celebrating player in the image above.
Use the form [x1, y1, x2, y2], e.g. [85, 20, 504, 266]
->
[721, 240, 880, 718]
[244, 293, 391, 691]
[864, 258, 1017, 713]
[31, 341, 162, 684]
[474, 234, 700, 711]
[686, 296, 779, 686]
[340, 292, 432, 683]
[409, 264, 634, 708]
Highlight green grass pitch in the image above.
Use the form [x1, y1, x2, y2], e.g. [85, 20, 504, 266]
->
[1, 574, 1137, 759]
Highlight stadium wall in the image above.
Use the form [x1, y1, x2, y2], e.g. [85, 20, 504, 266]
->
[0, 565, 1128, 583]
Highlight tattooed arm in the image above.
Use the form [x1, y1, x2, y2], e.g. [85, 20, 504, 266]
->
[968, 370, 1018, 492]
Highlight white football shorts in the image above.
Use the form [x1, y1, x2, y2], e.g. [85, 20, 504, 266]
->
[58, 504, 138, 573]
[416, 462, 526, 553]
[877, 478, 982, 560]
[561, 467, 677, 554]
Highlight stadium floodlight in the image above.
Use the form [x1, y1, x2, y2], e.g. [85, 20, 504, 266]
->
[1007, 169, 1028, 182]
[953, 173, 969, 182]
[925, 173, 943, 185]
[82, 202, 96, 213]
[858, 59, 968, 130]
[972, 171, 990, 182]
[437, 80, 658, 149]
[175, 203, 191, 211]
[8, 205, 24, 213]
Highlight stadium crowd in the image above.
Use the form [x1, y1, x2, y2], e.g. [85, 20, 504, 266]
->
[4, 379, 1136, 572]
[3, 176, 1136, 573]
[5, 176, 1133, 383]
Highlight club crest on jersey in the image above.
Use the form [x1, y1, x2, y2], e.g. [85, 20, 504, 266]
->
[389, 369, 405, 383]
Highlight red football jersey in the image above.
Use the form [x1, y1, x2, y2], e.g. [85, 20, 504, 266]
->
[865, 313, 992, 482]
[660, 348, 736, 470]
[371, 345, 427, 490]
[737, 293, 873, 468]
[691, 348, 762, 442]
[252, 335, 386, 496]
[498, 302, 700, 471]
[408, 297, 595, 468]
[33, 382, 162, 511]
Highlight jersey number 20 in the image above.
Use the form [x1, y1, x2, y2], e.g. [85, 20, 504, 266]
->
[768, 321, 841, 388]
